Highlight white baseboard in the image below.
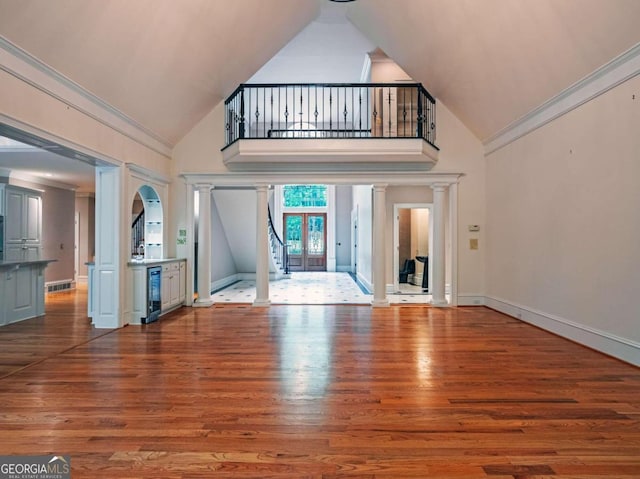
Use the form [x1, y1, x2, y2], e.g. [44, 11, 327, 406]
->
[76, 275, 88, 285]
[210, 271, 294, 293]
[457, 294, 486, 306]
[336, 265, 352, 272]
[210, 274, 239, 293]
[357, 272, 373, 294]
[485, 295, 640, 367]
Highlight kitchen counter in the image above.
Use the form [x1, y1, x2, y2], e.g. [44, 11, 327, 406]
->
[128, 258, 186, 267]
[1, 259, 56, 326]
[0, 259, 57, 269]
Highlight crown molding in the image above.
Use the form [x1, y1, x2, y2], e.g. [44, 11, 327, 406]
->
[7, 170, 77, 191]
[181, 171, 463, 187]
[126, 163, 170, 185]
[0, 36, 172, 157]
[484, 42, 640, 155]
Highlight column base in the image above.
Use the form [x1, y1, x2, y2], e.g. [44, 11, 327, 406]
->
[193, 298, 214, 308]
[431, 299, 449, 307]
[371, 299, 390, 308]
[253, 299, 271, 307]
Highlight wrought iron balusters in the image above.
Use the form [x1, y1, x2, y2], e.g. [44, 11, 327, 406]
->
[223, 83, 436, 147]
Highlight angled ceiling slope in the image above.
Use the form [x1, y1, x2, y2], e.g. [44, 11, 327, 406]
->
[0, 0, 319, 146]
[349, 0, 640, 141]
[2, 0, 640, 147]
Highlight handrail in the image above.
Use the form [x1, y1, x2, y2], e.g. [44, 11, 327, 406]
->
[131, 210, 145, 256]
[223, 82, 437, 150]
[267, 205, 289, 275]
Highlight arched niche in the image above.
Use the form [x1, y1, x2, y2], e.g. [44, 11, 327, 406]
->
[131, 185, 163, 260]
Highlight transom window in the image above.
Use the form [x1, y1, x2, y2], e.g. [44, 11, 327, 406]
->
[283, 185, 327, 208]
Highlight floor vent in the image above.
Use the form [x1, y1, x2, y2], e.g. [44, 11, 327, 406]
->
[46, 281, 74, 294]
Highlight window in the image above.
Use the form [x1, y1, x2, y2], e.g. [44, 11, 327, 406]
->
[283, 185, 327, 208]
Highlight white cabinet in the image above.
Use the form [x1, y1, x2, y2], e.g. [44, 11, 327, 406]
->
[0, 261, 51, 327]
[129, 259, 186, 325]
[3, 186, 42, 261]
[179, 261, 186, 303]
[162, 261, 182, 310]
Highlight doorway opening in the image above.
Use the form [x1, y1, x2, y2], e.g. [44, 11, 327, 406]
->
[394, 203, 433, 294]
[284, 212, 327, 271]
[131, 185, 163, 260]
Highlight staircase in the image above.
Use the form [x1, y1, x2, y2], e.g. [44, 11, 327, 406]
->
[131, 210, 144, 256]
[212, 189, 289, 278]
[268, 205, 290, 275]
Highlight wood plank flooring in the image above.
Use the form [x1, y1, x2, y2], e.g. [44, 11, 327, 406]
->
[0, 293, 639, 478]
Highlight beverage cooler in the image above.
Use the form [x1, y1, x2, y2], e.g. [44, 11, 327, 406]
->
[144, 265, 162, 324]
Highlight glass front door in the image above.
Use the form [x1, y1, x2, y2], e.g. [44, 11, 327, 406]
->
[284, 213, 326, 271]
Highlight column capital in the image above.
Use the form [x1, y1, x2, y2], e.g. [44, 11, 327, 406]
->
[372, 183, 388, 192]
[195, 183, 213, 192]
[430, 183, 449, 193]
[254, 184, 270, 192]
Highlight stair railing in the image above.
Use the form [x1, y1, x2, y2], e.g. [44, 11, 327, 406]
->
[267, 205, 289, 274]
[131, 210, 145, 257]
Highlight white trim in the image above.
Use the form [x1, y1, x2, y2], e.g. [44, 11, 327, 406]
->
[76, 275, 89, 285]
[449, 182, 458, 306]
[126, 163, 170, 185]
[222, 137, 439, 172]
[456, 294, 485, 306]
[0, 114, 121, 167]
[210, 273, 240, 293]
[485, 295, 640, 367]
[484, 42, 640, 155]
[8, 170, 78, 191]
[357, 271, 373, 294]
[0, 36, 172, 156]
[183, 171, 463, 187]
[392, 202, 433, 293]
[336, 265, 352, 272]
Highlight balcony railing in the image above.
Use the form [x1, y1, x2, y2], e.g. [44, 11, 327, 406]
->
[224, 83, 437, 149]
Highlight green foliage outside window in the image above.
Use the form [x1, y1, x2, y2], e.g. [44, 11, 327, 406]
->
[283, 185, 327, 208]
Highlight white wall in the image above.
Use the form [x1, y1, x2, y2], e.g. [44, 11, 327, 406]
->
[432, 101, 486, 300]
[352, 185, 372, 287]
[75, 195, 95, 278]
[210, 197, 237, 282]
[211, 190, 255, 273]
[335, 185, 352, 270]
[41, 185, 75, 282]
[485, 74, 640, 365]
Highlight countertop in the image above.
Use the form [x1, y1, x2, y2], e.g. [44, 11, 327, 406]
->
[0, 259, 57, 269]
[127, 258, 186, 267]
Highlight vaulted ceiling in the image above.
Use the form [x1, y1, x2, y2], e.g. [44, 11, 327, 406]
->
[1, 0, 639, 147]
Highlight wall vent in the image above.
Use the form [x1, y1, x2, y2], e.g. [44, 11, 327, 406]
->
[45, 280, 75, 294]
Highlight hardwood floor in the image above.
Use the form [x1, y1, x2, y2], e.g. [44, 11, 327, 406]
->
[1, 292, 639, 478]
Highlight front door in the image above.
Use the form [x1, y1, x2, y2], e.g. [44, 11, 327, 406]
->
[284, 213, 327, 272]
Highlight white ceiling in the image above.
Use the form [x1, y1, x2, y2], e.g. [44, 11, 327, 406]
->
[1, 0, 639, 146]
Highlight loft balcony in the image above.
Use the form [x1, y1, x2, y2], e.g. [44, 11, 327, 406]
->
[221, 83, 439, 172]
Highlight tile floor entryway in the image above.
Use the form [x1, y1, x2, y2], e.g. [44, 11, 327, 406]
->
[212, 272, 433, 304]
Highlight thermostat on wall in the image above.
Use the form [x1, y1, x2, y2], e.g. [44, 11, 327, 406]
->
[468, 225, 480, 232]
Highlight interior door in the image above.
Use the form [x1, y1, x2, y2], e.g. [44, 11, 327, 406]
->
[284, 213, 327, 272]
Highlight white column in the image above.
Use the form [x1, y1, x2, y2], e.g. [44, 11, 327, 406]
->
[431, 183, 448, 306]
[194, 185, 213, 307]
[254, 185, 271, 306]
[449, 182, 459, 307]
[372, 184, 390, 307]
[94, 165, 124, 328]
